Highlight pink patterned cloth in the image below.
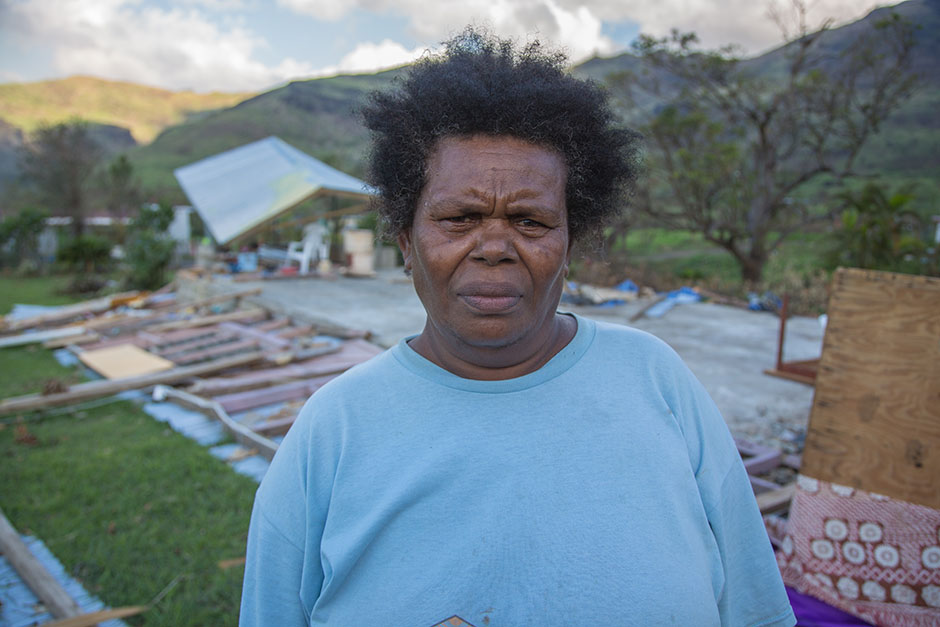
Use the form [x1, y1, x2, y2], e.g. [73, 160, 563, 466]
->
[775, 475, 940, 626]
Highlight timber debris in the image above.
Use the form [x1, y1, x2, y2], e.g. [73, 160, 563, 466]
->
[0, 279, 381, 453]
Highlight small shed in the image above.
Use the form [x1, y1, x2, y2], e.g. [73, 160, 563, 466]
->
[174, 136, 373, 245]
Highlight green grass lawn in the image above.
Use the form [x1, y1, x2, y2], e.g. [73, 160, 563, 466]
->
[0, 275, 83, 314]
[1, 277, 258, 625]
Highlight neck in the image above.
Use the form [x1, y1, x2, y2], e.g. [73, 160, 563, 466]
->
[409, 312, 577, 381]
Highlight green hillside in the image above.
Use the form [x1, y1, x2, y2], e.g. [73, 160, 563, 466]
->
[129, 70, 401, 200]
[0, 75, 252, 144]
[0, 0, 936, 209]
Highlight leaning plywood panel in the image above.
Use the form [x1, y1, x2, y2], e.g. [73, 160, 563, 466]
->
[78, 344, 175, 379]
[800, 268, 940, 508]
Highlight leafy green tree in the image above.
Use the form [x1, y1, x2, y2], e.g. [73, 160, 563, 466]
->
[57, 234, 113, 274]
[826, 183, 936, 275]
[619, 2, 918, 285]
[124, 203, 176, 290]
[0, 208, 48, 269]
[18, 121, 103, 236]
[104, 154, 142, 225]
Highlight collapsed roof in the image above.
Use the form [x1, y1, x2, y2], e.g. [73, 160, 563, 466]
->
[174, 136, 373, 245]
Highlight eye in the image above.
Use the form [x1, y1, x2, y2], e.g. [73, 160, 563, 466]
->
[518, 218, 546, 228]
[515, 217, 551, 235]
[444, 215, 472, 224]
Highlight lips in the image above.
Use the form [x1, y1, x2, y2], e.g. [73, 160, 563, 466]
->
[457, 281, 522, 313]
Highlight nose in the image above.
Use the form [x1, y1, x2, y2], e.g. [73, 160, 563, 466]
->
[472, 218, 517, 266]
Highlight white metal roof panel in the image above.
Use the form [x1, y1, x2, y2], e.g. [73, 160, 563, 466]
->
[174, 136, 372, 244]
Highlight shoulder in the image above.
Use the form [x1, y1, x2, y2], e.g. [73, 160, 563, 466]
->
[578, 315, 688, 378]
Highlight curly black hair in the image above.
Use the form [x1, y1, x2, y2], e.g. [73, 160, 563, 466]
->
[361, 27, 640, 243]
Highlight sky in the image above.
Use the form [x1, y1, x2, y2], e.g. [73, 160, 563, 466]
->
[0, 0, 881, 94]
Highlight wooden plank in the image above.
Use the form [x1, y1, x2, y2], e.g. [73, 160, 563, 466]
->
[216, 375, 336, 413]
[168, 288, 262, 313]
[45, 606, 149, 627]
[170, 339, 259, 366]
[2, 291, 141, 332]
[189, 339, 380, 396]
[275, 324, 314, 340]
[755, 483, 796, 514]
[762, 368, 816, 386]
[254, 318, 290, 332]
[153, 386, 279, 459]
[154, 330, 237, 359]
[800, 268, 940, 508]
[0, 326, 88, 348]
[218, 321, 292, 349]
[736, 438, 784, 475]
[0, 506, 83, 619]
[251, 415, 297, 437]
[144, 308, 266, 332]
[0, 351, 264, 416]
[78, 344, 176, 379]
[42, 332, 102, 349]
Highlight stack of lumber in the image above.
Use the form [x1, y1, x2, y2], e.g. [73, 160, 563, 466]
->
[0, 285, 381, 455]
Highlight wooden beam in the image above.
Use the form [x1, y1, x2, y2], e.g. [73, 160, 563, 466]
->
[0, 506, 84, 619]
[153, 386, 279, 460]
[189, 339, 379, 396]
[1, 291, 141, 332]
[168, 287, 262, 313]
[0, 351, 264, 416]
[42, 332, 102, 349]
[763, 368, 816, 386]
[44, 606, 149, 627]
[0, 326, 88, 348]
[144, 308, 266, 333]
[755, 482, 796, 514]
[216, 375, 336, 413]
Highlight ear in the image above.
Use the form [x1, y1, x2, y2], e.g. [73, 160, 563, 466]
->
[397, 229, 413, 272]
[564, 239, 574, 276]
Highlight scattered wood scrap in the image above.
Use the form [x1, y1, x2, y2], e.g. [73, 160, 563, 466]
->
[763, 294, 820, 386]
[0, 505, 147, 625]
[736, 438, 800, 514]
[0, 285, 383, 458]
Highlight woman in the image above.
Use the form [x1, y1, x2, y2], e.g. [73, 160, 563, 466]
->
[241, 29, 795, 626]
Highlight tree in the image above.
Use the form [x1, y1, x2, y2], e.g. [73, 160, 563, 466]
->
[619, 2, 918, 285]
[124, 203, 176, 290]
[18, 120, 103, 236]
[826, 183, 937, 276]
[105, 154, 142, 224]
[0, 207, 48, 270]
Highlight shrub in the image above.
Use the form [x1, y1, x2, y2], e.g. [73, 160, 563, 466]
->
[0, 208, 48, 270]
[826, 184, 938, 276]
[57, 234, 113, 273]
[123, 204, 175, 290]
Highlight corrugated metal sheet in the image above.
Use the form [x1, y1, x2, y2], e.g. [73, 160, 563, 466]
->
[174, 136, 373, 244]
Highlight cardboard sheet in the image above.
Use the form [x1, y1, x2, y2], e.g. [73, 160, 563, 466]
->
[78, 344, 175, 380]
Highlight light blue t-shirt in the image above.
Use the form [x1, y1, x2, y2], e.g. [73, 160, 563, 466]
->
[241, 315, 795, 626]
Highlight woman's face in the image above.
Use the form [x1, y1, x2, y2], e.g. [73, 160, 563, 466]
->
[398, 134, 571, 370]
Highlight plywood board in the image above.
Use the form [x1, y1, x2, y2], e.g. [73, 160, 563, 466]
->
[78, 344, 175, 379]
[801, 268, 940, 508]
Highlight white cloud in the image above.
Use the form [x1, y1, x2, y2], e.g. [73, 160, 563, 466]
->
[577, 0, 879, 54]
[276, 0, 350, 21]
[279, 0, 616, 63]
[281, 0, 877, 60]
[0, 0, 880, 93]
[1, 0, 316, 92]
[333, 40, 429, 74]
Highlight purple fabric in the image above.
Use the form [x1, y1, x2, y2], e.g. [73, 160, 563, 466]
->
[787, 587, 875, 627]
